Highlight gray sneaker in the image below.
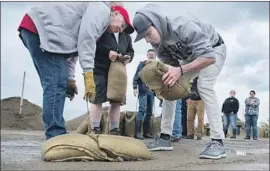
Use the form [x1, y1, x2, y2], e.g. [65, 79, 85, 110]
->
[199, 141, 226, 159]
[146, 136, 173, 151]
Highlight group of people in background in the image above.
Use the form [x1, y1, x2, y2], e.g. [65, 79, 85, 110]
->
[222, 90, 260, 140]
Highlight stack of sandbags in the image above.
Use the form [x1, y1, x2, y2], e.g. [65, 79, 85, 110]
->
[139, 61, 192, 100]
[76, 110, 162, 137]
[41, 133, 153, 162]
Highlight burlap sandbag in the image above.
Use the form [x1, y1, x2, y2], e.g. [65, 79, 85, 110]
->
[107, 59, 127, 103]
[139, 61, 192, 100]
[41, 133, 110, 162]
[119, 112, 126, 135]
[77, 115, 90, 134]
[101, 111, 109, 134]
[97, 134, 153, 161]
[124, 111, 136, 137]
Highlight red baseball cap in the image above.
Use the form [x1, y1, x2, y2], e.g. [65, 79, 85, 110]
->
[111, 5, 134, 34]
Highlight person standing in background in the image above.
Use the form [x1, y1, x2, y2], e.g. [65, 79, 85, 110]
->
[171, 99, 183, 142]
[244, 90, 260, 140]
[186, 77, 205, 140]
[133, 49, 156, 140]
[221, 90, 239, 139]
[181, 97, 188, 138]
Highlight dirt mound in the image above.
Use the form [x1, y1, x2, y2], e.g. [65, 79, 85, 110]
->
[1, 97, 44, 130]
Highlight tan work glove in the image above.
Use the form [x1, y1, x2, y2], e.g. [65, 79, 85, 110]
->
[83, 72, 96, 102]
[66, 80, 78, 101]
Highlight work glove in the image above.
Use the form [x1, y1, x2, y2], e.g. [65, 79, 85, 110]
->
[66, 80, 78, 101]
[83, 72, 96, 102]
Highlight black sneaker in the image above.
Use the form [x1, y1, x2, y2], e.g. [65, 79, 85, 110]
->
[143, 133, 154, 139]
[186, 135, 194, 139]
[196, 137, 202, 140]
[91, 127, 102, 134]
[244, 136, 250, 140]
[171, 136, 181, 142]
[109, 128, 121, 135]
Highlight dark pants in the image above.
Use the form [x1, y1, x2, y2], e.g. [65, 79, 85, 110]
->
[181, 98, 188, 137]
[136, 90, 154, 133]
[20, 29, 68, 140]
[245, 114, 258, 138]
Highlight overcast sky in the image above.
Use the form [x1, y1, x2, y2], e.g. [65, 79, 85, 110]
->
[1, 2, 269, 124]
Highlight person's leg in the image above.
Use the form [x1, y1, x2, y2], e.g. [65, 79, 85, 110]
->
[108, 102, 121, 135]
[172, 99, 182, 142]
[223, 115, 229, 138]
[146, 99, 176, 151]
[181, 98, 188, 138]
[89, 74, 108, 134]
[135, 94, 147, 139]
[196, 100, 205, 140]
[20, 29, 68, 140]
[143, 91, 155, 138]
[198, 44, 227, 159]
[187, 100, 196, 139]
[245, 115, 252, 139]
[229, 113, 237, 138]
[252, 115, 258, 140]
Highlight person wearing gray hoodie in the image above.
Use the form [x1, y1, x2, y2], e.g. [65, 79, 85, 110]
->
[18, 2, 134, 140]
[132, 3, 226, 159]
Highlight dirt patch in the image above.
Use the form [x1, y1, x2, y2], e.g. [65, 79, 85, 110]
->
[1, 97, 44, 130]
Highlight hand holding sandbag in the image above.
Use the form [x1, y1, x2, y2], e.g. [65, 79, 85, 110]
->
[107, 56, 127, 103]
[139, 61, 192, 100]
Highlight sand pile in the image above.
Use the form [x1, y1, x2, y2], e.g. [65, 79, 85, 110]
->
[1, 97, 44, 130]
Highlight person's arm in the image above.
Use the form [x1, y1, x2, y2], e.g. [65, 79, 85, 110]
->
[67, 56, 78, 80]
[124, 34, 135, 62]
[253, 98, 260, 107]
[245, 98, 251, 106]
[221, 100, 225, 113]
[235, 98, 240, 113]
[132, 63, 142, 90]
[78, 2, 111, 73]
[177, 22, 216, 74]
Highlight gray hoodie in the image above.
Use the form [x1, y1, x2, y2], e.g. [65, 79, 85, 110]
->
[135, 4, 221, 66]
[27, 2, 113, 78]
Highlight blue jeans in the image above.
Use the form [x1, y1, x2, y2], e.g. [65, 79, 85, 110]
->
[245, 114, 258, 138]
[20, 29, 68, 140]
[172, 99, 182, 138]
[136, 91, 154, 121]
[223, 113, 237, 133]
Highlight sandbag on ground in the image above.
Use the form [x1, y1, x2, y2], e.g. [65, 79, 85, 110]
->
[124, 111, 136, 137]
[139, 61, 192, 100]
[76, 115, 90, 134]
[41, 133, 110, 162]
[95, 134, 153, 161]
[42, 133, 153, 162]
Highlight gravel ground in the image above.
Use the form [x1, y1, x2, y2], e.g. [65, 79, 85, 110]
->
[1, 129, 269, 170]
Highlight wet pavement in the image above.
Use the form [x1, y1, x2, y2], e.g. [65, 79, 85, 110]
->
[1, 130, 269, 170]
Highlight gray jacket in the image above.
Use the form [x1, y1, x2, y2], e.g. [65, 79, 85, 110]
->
[245, 97, 260, 115]
[135, 4, 221, 66]
[27, 2, 113, 79]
